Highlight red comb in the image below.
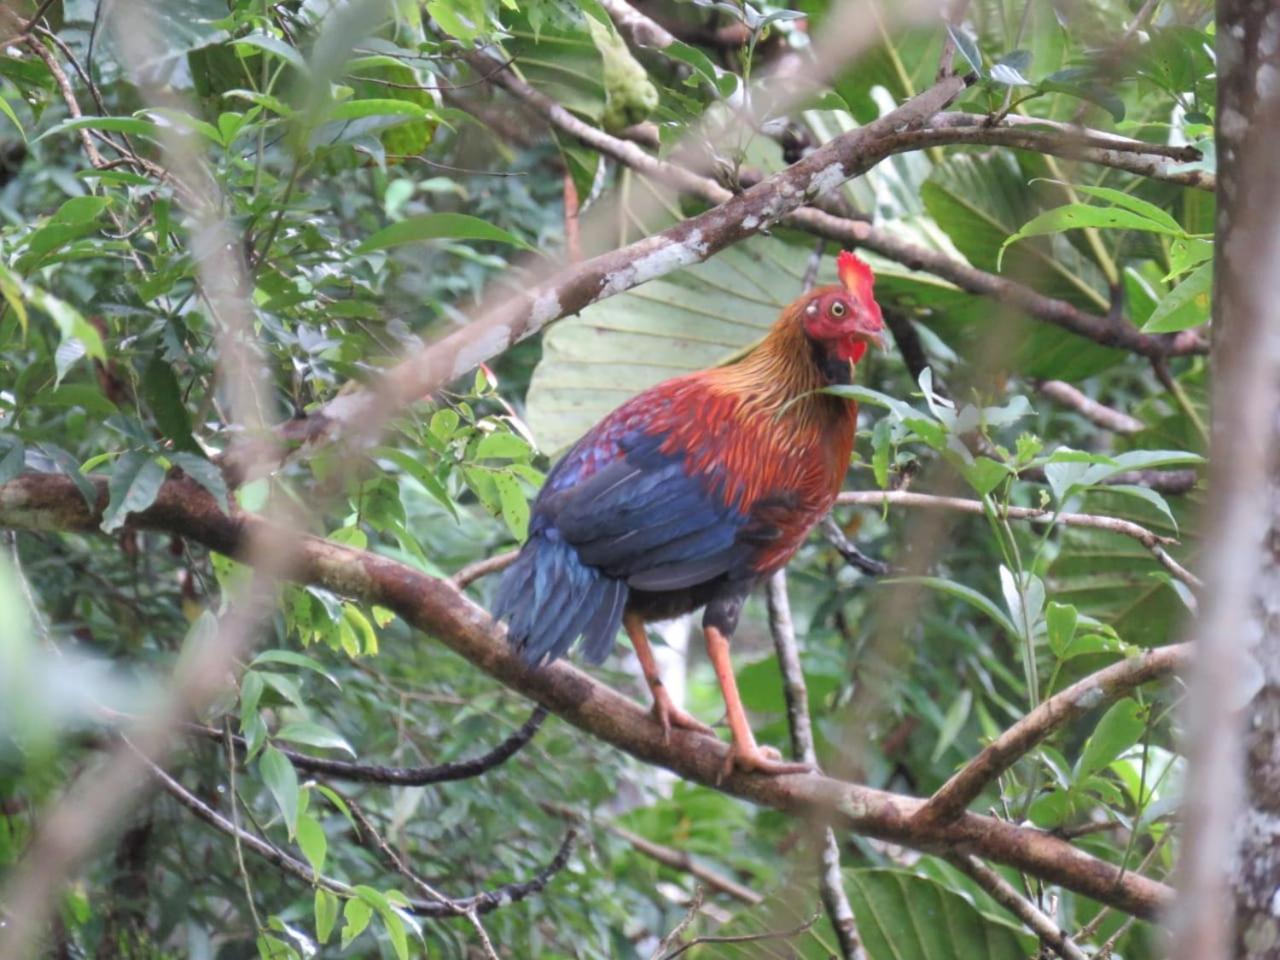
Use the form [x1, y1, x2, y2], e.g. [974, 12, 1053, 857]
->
[837, 250, 875, 302]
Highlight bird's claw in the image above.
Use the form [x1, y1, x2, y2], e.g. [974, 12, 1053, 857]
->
[650, 691, 715, 744]
[716, 743, 814, 784]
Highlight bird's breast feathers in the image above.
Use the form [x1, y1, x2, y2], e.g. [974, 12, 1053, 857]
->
[544, 372, 856, 575]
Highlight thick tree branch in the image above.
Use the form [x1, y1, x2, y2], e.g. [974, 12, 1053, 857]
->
[913, 643, 1189, 829]
[0, 472, 1175, 920]
[836, 490, 1201, 588]
[188, 704, 547, 785]
[472, 56, 1207, 365]
[227, 73, 968, 479]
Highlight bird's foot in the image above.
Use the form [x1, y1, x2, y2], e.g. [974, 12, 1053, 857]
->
[650, 688, 715, 743]
[717, 742, 813, 783]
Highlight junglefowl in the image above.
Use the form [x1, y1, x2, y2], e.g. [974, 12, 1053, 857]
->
[494, 251, 885, 776]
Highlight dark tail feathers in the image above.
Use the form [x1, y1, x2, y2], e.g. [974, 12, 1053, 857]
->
[493, 529, 627, 666]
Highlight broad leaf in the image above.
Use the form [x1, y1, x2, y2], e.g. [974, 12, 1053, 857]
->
[259, 746, 300, 839]
[1142, 260, 1212, 333]
[845, 869, 1031, 960]
[101, 453, 166, 534]
[356, 213, 530, 253]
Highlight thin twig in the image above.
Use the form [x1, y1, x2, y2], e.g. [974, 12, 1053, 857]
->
[345, 797, 501, 959]
[947, 854, 1088, 960]
[223, 723, 265, 936]
[658, 911, 823, 960]
[836, 490, 1202, 589]
[821, 515, 892, 576]
[143, 747, 574, 918]
[450, 549, 519, 589]
[1033, 380, 1144, 434]
[542, 799, 761, 904]
[651, 886, 706, 960]
[188, 704, 547, 784]
[768, 571, 866, 960]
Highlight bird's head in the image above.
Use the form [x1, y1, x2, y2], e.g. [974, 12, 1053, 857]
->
[799, 250, 886, 366]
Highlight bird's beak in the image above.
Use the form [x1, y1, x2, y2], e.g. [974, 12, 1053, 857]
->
[864, 328, 888, 352]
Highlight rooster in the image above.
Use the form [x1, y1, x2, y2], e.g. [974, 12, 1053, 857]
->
[494, 251, 885, 776]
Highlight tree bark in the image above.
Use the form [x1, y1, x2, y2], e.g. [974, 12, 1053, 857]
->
[1175, 3, 1280, 958]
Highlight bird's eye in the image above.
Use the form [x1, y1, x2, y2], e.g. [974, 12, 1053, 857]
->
[830, 301, 847, 318]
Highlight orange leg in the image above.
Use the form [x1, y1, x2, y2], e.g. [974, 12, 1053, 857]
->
[625, 613, 714, 742]
[705, 625, 812, 780]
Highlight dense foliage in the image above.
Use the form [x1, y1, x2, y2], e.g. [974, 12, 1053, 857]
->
[0, 0, 1214, 957]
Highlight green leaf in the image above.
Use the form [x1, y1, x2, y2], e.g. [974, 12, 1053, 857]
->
[1078, 697, 1145, 779]
[240, 669, 265, 726]
[0, 439, 25, 485]
[961, 457, 1011, 496]
[1045, 601, 1078, 657]
[1166, 237, 1214, 279]
[314, 889, 339, 944]
[845, 869, 1030, 960]
[493, 471, 530, 541]
[356, 213, 530, 254]
[35, 115, 158, 143]
[887, 576, 1020, 637]
[169, 452, 230, 513]
[377, 447, 456, 519]
[1065, 183, 1184, 233]
[251, 649, 339, 687]
[946, 23, 983, 75]
[342, 605, 378, 656]
[142, 354, 197, 452]
[931, 688, 972, 762]
[325, 98, 426, 122]
[1028, 788, 1072, 828]
[1142, 260, 1212, 333]
[296, 812, 327, 875]
[233, 34, 309, 74]
[275, 721, 355, 757]
[101, 453, 166, 533]
[999, 203, 1183, 270]
[1106, 483, 1179, 534]
[0, 95, 25, 140]
[340, 897, 373, 948]
[921, 153, 1119, 380]
[379, 909, 409, 960]
[474, 431, 530, 460]
[990, 50, 1032, 86]
[50, 196, 112, 225]
[259, 746, 300, 839]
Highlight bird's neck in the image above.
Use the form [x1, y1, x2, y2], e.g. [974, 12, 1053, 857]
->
[714, 312, 860, 426]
